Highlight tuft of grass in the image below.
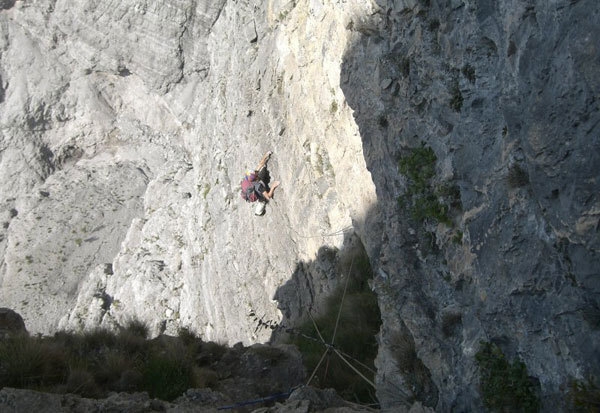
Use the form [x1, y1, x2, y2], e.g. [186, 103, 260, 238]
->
[65, 368, 100, 398]
[462, 64, 476, 83]
[475, 342, 540, 412]
[400, 57, 410, 77]
[0, 334, 59, 388]
[178, 326, 197, 346]
[0, 324, 203, 401]
[202, 184, 211, 200]
[449, 80, 463, 112]
[581, 302, 600, 330]
[569, 378, 600, 412]
[95, 351, 131, 386]
[81, 328, 117, 353]
[441, 312, 462, 337]
[428, 19, 440, 32]
[507, 164, 529, 188]
[123, 318, 149, 339]
[194, 367, 219, 388]
[378, 114, 389, 128]
[389, 329, 437, 406]
[330, 100, 338, 114]
[398, 144, 457, 225]
[389, 330, 417, 372]
[142, 344, 194, 401]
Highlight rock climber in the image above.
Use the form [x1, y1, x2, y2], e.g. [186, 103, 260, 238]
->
[240, 150, 280, 215]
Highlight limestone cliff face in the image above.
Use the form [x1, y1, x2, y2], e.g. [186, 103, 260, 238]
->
[0, 0, 376, 341]
[0, 0, 598, 411]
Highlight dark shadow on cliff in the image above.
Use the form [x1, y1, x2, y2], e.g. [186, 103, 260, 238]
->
[268, 231, 382, 405]
[330, 0, 600, 411]
[267, 202, 440, 407]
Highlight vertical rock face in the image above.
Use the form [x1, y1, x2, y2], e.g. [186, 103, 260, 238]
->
[0, 0, 377, 343]
[340, 0, 600, 410]
[0, 0, 598, 411]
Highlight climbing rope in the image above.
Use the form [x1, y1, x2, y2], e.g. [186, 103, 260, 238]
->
[299, 254, 380, 394]
[333, 348, 376, 389]
[332, 256, 353, 345]
[217, 385, 302, 410]
[244, 155, 408, 406]
[306, 345, 331, 387]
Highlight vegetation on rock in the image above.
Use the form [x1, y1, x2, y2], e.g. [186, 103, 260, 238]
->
[287, 248, 381, 405]
[0, 320, 300, 402]
[398, 143, 460, 226]
[475, 341, 540, 412]
[507, 164, 530, 188]
[568, 378, 600, 412]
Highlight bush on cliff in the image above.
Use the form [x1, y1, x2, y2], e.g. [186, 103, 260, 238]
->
[475, 341, 540, 412]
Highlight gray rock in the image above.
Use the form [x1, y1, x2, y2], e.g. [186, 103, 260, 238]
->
[341, 0, 600, 410]
[0, 308, 26, 337]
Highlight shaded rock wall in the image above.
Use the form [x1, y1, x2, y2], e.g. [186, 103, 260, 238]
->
[340, 0, 600, 410]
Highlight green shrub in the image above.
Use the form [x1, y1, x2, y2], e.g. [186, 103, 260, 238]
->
[569, 378, 600, 412]
[412, 194, 451, 225]
[65, 368, 100, 398]
[462, 64, 476, 83]
[452, 230, 463, 245]
[398, 144, 457, 225]
[475, 342, 540, 412]
[0, 334, 46, 388]
[330, 100, 338, 114]
[142, 351, 194, 401]
[449, 80, 463, 112]
[288, 246, 381, 404]
[123, 318, 149, 339]
[399, 144, 437, 189]
[507, 164, 529, 188]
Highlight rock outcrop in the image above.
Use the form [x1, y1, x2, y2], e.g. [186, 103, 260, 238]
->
[0, 308, 25, 337]
[0, 386, 380, 413]
[0, 0, 598, 411]
[340, 1, 600, 410]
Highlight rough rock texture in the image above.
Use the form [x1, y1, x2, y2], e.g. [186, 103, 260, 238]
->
[0, 307, 25, 337]
[340, 0, 600, 411]
[0, 386, 381, 413]
[0, 0, 375, 342]
[0, 0, 598, 411]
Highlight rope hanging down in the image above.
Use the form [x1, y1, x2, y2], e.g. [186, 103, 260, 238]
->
[303, 256, 378, 392]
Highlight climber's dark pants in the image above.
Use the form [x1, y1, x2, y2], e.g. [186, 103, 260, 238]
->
[257, 165, 270, 186]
